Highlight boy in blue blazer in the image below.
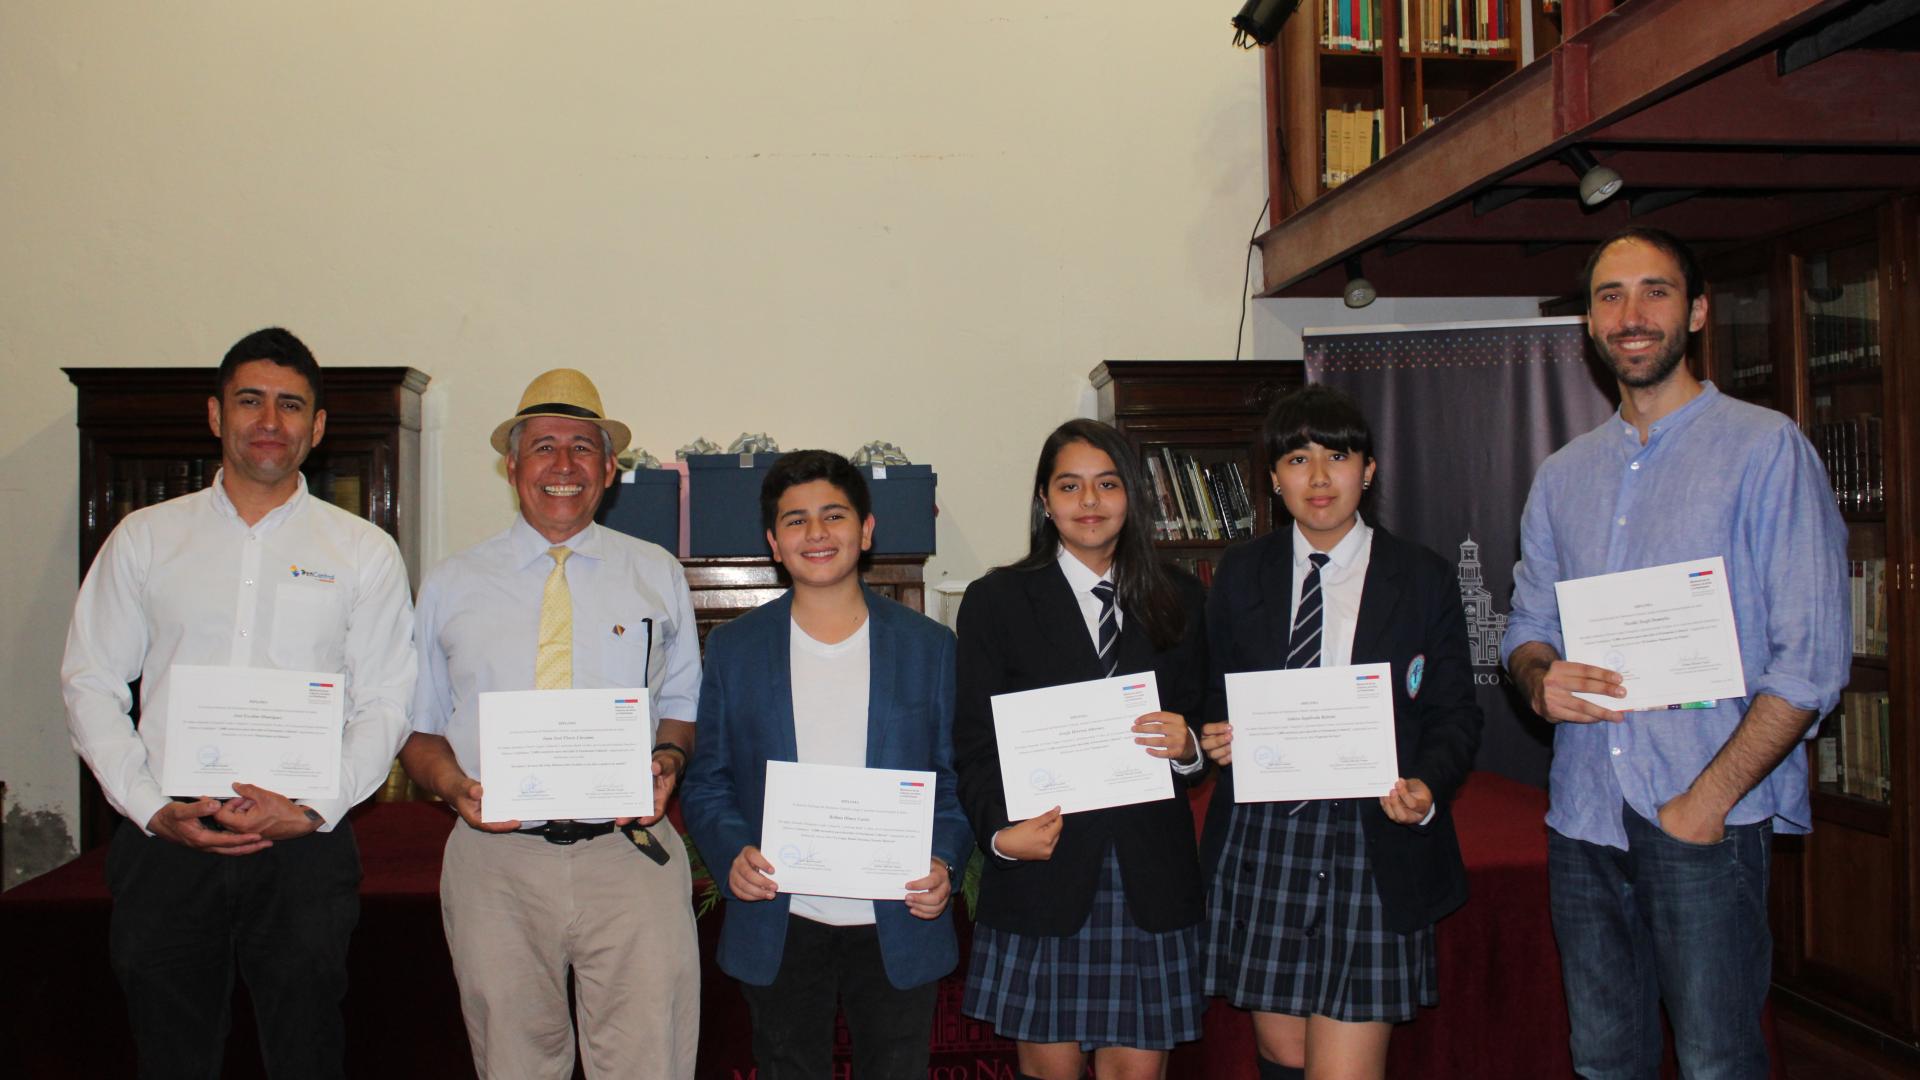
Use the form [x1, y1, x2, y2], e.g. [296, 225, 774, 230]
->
[681, 450, 972, 1079]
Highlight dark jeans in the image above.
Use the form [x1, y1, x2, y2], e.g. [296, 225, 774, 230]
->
[1548, 805, 1772, 1080]
[106, 818, 362, 1080]
[739, 915, 939, 1079]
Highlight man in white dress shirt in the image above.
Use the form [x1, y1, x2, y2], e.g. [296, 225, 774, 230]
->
[401, 368, 702, 1080]
[60, 327, 417, 1080]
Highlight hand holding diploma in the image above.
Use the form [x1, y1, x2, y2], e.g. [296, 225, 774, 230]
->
[1132, 711, 1195, 763]
[993, 806, 1064, 861]
[902, 858, 953, 920]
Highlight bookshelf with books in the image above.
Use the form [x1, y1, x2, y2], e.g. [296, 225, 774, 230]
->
[1089, 361, 1305, 584]
[1274, 1, 1537, 209]
[64, 365, 430, 848]
[1701, 198, 1920, 1046]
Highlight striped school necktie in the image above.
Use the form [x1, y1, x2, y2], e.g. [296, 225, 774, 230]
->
[1092, 580, 1119, 677]
[1285, 552, 1331, 670]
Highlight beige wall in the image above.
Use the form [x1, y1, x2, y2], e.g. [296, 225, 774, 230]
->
[0, 2, 1537, 885]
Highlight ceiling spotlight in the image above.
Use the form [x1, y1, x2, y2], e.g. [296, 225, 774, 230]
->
[1232, 0, 1303, 48]
[1560, 147, 1623, 207]
[1342, 256, 1376, 308]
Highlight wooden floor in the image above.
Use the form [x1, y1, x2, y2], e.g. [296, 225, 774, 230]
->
[1775, 1000, 1920, 1080]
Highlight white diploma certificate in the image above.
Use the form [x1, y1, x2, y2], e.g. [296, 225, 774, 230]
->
[1555, 556, 1748, 712]
[477, 688, 654, 822]
[759, 761, 937, 901]
[990, 673, 1172, 820]
[1226, 662, 1399, 803]
[162, 665, 344, 800]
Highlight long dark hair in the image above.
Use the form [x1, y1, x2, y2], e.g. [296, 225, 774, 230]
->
[1005, 419, 1187, 650]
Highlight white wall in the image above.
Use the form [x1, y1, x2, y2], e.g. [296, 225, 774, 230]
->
[0, 1, 1539, 886]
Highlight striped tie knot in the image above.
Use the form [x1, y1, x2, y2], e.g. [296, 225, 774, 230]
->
[1286, 552, 1330, 670]
[1091, 580, 1120, 678]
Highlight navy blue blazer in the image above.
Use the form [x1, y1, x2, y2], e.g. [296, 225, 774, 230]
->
[1199, 524, 1482, 933]
[681, 588, 973, 989]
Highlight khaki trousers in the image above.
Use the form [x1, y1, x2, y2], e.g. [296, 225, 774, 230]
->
[440, 822, 700, 1080]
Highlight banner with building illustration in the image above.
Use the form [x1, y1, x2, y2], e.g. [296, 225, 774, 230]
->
[1305, 316, 1616, 787]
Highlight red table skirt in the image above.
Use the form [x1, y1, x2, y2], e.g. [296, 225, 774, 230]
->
[1, 773, 1570, 1078]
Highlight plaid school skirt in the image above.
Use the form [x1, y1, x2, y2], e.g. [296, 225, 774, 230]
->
[963, 846, 1204, 1050]
[1202, 798, 1437, 1023]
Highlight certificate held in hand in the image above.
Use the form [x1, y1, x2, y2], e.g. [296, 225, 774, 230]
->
[759, 761, 937, 901]
[1226, 662, 1399, 803]
[1554, 556, 1747, 712]
[163, 664, 345, 800]
[478, 688, 655, 823]
[990, 672, 1172, 820]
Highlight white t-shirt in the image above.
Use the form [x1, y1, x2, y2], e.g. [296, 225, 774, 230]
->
[787, 617, 875, 926]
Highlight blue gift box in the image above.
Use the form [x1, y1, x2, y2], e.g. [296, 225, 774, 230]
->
[597, 467, 683, 554]
[686, 454, 937, 557]
[686, 453, 783, 556]
[866, 463, 937, 555]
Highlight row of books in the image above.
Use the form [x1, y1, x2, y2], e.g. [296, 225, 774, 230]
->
[1851, 558, 1890, 658]
[1806, 311, 1881, 375]
[1317, 0, 1512, 55]
[1816, 690, 1891, 803]
[1415, 0, 1512, 54]
[1144, 450, 1257, 542]
[1811, 412, 1884, 514]
[1323, 107, 1387, 187]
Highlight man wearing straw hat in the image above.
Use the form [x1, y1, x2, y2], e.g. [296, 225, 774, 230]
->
[401, 368, 702, 1080]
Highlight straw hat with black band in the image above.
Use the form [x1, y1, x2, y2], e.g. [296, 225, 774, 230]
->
[489, 368, 632, 457]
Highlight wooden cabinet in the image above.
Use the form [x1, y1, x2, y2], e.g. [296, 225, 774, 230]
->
[64, 366, 430, 845]
[1089, 361, 1305, 580]
[1702, 197, 1919, 1048]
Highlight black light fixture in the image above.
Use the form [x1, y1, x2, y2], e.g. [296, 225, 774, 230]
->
[1232, 0, 1303, 48]
[1342, 256, 1376, 309]
[1559, 147, 1623, 207]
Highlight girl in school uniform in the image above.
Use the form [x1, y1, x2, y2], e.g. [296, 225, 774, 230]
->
[953, 418, 1210, 1080]
[1198, 384, 1482, 1080]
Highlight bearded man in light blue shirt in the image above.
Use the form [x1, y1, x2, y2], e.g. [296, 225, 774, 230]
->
[1502, 227, 1848, 1080]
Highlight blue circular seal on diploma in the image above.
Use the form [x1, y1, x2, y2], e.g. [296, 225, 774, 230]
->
[1253, 745, 1277, 769]
[1407, 654, 1426, 699]
[197, 745, 220, 767]
[1028, 768, 1054, 792]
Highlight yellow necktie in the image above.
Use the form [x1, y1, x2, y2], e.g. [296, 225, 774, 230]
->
[535, 546, 573, 690]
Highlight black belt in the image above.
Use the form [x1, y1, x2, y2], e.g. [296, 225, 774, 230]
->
[516, 821, 618, 845]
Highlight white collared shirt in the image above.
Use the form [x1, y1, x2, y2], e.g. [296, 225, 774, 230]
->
[412, 516, 702, 786]
[1290, 517, 1374, 669]
[61, 472, 417, 833]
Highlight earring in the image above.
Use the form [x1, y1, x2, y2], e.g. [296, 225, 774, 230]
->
[1363, 481, 1371, 490]
[1272, 485, 1281, 495]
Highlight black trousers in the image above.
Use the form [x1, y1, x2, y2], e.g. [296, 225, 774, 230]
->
[105, 818, 362, 1080]
[739, 915, 939, 1079]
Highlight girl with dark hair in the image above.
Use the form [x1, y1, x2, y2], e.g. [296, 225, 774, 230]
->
[1197, 385, 1482, 1080]
[953, 418, 1210, 1080]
